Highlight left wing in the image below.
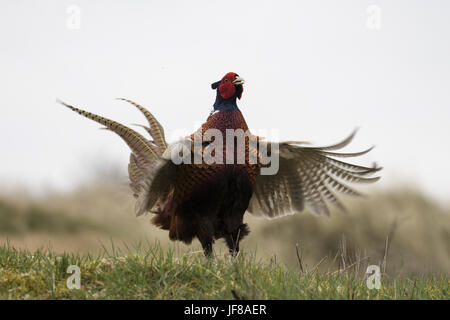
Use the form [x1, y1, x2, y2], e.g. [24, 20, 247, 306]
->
[247, 129, 381, 218]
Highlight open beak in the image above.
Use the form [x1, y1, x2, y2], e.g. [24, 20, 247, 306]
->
[232, 76, 245, 85]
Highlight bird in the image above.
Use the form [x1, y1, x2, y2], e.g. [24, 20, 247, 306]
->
[59, 72, 381, 257]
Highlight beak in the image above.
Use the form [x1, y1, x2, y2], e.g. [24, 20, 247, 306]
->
[232, 76, 245, 85]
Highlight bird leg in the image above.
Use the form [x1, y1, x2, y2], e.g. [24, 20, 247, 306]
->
[225, 236, 240, 256]
[225, 229, 241, 256]
[225, 224, 250, 256]
[199, 238, 214, 257]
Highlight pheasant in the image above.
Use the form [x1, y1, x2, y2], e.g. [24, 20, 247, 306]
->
[59, 72, 381, 256]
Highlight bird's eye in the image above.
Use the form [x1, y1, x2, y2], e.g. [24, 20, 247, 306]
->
[224, 79, 228, 82]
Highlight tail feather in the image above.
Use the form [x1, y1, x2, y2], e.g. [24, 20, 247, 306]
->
[117, 98, 168, 152]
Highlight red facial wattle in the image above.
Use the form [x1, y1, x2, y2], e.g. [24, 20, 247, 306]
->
[218, 72, 243, 100]
[219, 81, 236, 99]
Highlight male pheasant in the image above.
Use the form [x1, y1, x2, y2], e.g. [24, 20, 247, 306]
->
[59, 72, 381, 256]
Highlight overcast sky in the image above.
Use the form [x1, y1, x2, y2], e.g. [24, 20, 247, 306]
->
[1, 0, 449, 202]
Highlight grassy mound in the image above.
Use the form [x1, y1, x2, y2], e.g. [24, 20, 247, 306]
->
[0, 242, 447, 300]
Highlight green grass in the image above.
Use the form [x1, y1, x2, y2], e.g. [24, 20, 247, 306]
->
[0, 242, 447, 300]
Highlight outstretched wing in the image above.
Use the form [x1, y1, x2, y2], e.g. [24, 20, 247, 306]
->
[59, 99, 172, 215]
[247, 129, 381, 218]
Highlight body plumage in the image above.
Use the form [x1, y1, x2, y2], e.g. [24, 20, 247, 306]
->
[153, 109, 259, 255]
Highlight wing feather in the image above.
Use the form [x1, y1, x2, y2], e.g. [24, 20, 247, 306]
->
[248, 130, 381, 219]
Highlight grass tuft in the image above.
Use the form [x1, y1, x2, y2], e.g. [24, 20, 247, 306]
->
[0, 242, 447, 300]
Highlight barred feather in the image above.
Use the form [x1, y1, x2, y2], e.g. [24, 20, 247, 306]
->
[248, 130, 381, 218]
[117, 98, 168, 152]
[58, 100, 158, 165]
[128, 153, 143, 197]
[58, 99, 167, 206]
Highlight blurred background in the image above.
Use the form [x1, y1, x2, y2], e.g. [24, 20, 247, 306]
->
[1, 0, 449, 274]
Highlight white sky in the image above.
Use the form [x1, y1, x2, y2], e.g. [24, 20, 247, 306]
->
[1, 0, 449, 202]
